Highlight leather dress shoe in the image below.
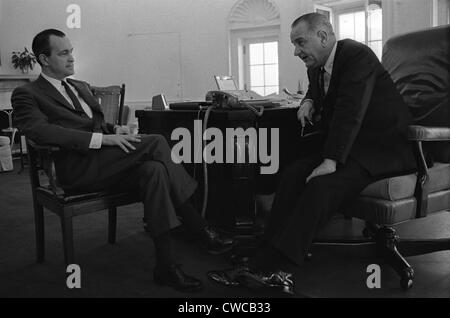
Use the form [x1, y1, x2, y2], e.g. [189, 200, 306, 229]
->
[208, 265, 295, 295]
[207, 265, 248, 287]
[154, 264, 203, 292]
[239, 268, 295, 295]
[202, 226, 236, 255]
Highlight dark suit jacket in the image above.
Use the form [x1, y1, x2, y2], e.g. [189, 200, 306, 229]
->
[12, 75, 115, 189]
[305, 39, 416, 176]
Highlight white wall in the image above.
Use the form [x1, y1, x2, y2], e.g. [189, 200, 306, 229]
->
[0, 0, 439, 112]
[382, 0, 434, 43]
[0, 0, 314, 106]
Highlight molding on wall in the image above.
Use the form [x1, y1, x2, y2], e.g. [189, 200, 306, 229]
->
[228, 0, 281, 30]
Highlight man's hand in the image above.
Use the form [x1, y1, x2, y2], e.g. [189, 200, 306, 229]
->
[297, 99, 315, 128]
[102, 134, 141, 153]
[306, 159, 337, 183]
[114, 125, 131, 135]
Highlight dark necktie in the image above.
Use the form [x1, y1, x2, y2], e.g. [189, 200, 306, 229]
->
[315, 67, 326, 117]
[61, 81, 84, 113]
[318, 67, 326, 100]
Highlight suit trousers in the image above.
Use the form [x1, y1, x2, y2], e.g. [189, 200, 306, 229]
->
[71, 134, 197, 238]
[264, 153, 374, 265]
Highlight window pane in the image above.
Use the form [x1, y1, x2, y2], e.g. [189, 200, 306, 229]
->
[264, 64, 278, 86]
[249, 43, 263, 65]
[264, 42, 278, 64]
[368, 8, 382, 41]
[368, 40, 382, 60]
[339, 13, 355, 39]
[354, 11, 366, 42]
[251, 87, 265, 96]
[250, 65, 264, 86]
[265, 86, 279, 96]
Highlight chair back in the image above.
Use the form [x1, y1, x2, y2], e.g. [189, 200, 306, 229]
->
[382, 26, 450, 162]
[91, 84, 126, 125]
[26, 139, 65, 197]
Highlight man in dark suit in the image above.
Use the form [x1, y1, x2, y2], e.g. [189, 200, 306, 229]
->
[208, 13, 416, 294]
[12, 29, 234, 292]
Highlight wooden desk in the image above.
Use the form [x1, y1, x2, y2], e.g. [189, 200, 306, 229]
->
[136, 107, 316, 236]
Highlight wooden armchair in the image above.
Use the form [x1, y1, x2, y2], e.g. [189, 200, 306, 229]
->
[26, 83, 140, 266]
[91, 84, 127, 125]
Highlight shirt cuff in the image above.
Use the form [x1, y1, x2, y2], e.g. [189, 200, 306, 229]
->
[89, 133, 103, 149]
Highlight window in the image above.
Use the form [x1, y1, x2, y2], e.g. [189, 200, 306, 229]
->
[336, 2, 382, 59]
[367, 4, 382, 59]
[228, 0, 281, 94]
[245, 38, 279, 96]
[338, 11, 366, 43]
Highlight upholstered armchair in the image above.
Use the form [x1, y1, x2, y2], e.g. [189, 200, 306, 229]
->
[343, 25, 450, 289]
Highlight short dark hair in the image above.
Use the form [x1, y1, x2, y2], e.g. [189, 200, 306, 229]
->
[32, 29, 66, 65]
[291, 13, 334, 35]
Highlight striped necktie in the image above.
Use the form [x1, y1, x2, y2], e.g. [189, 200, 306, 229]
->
[61, 81, 84, 113]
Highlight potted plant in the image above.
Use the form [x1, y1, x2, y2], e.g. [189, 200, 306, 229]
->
[11, 47, 36, 74]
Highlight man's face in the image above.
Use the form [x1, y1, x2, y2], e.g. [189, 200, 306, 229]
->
[41, 35, 75, 79]
[290, 22, 327, 69]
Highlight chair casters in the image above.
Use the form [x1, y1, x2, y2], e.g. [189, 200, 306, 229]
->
[400, 268, 414, 290]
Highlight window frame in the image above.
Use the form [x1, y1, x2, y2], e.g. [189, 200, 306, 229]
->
[334, 3, 383, 59]
[229, 26, 280, 92]
[243, 35, 280, 96]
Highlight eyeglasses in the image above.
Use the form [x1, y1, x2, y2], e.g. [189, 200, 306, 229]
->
[300, 118, 320, 138]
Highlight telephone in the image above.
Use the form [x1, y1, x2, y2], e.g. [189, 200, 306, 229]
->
[205, 90, 280, 109]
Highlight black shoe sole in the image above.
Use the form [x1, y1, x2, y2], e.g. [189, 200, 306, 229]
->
[238, 275, 295, 295]
[207, 271, 241, 288]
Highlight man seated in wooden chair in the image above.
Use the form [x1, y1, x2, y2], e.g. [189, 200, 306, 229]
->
[12, 29, 235, 292]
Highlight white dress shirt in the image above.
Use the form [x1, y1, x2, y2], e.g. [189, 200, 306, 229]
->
[301, 41, 338, 108]
[323, 41, 337, 95]
[41, 73, 103, 149]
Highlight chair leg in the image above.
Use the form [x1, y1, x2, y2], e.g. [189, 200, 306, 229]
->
[60, 216, 75, 266]
[375, 226, 414, 290]
[19, 136, 24, 174]
[34, 203, 45, 263]
[108, 207, 117, 244]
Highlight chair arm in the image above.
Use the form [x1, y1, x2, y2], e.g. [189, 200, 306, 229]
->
[27, 139, 60, 152]
[26, 139, 65, 197]
[406, 125, 450, 219]
[408, 125, 450, 141]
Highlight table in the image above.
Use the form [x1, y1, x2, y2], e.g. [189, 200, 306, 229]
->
[136, 107, 319, 236]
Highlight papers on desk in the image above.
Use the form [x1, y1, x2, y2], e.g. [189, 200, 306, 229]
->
[263, 90, 305, 108]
